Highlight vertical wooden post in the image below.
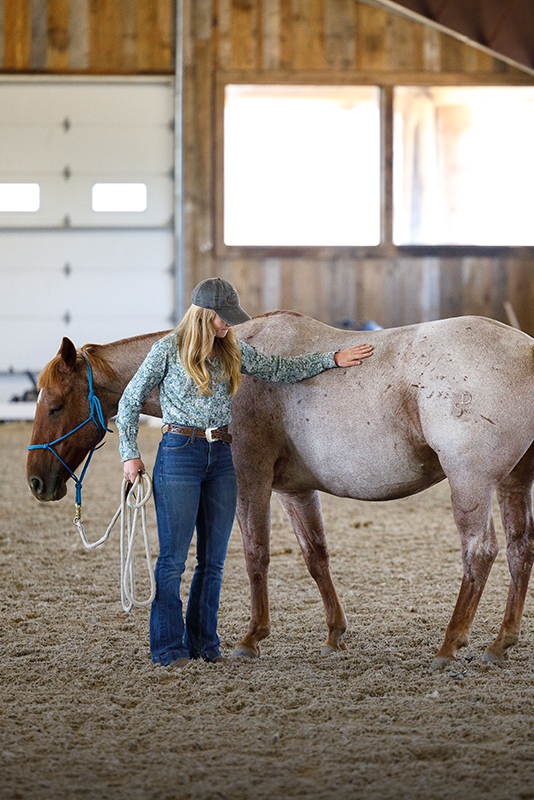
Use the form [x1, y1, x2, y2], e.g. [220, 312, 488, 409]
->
[380, 84, 394, 250]
[174, 0, 185, 325]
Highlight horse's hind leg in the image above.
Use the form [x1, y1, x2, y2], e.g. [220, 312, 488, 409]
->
[432, 476, 499, 669]
[484, 451, 534, 663]
[275, 489, 347, 655]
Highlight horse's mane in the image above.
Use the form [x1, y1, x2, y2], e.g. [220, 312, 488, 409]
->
[38, 344, 117, 389]
[81, 344, 118, 381]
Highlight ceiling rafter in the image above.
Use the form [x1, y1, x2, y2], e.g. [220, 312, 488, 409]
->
[360, 0, 534, 77]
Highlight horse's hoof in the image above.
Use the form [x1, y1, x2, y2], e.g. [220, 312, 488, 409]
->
[430, 655, 456, 671]
[321, 645, 339, 657]
[482, 649, 508, 665]
[232, 645, 260, 659]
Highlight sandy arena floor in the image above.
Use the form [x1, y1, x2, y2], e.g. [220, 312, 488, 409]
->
[2, 421, 534, 800]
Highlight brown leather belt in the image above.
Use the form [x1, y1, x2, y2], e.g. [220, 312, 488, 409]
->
[166, 424, 232, 443]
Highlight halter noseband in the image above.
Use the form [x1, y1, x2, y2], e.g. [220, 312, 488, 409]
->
[28, 353, 113, 509]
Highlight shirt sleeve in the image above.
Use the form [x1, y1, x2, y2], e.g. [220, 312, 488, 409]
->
[116, 338, 170, 461]
[238, 339, 337, 383]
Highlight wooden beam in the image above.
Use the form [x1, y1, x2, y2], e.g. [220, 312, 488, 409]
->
[380, 85, 393, 249]
[504, 301, 521, 329]
[358, 0, 534, 78]
[215, 69, 534, 86]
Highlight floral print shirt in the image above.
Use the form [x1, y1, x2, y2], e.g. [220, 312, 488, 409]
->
[116, 332, 337, 461]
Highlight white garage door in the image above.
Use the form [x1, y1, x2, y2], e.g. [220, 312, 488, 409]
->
[0, 77, 175, 372]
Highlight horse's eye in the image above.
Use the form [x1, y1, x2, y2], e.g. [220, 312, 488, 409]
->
[49, 406, 63, 417]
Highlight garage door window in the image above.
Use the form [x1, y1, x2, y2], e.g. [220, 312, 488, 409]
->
[92, 183, 148, 212]
[0, 183, 40, 212]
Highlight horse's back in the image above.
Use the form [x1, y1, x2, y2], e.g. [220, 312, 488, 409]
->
[231, 314, 534, 501]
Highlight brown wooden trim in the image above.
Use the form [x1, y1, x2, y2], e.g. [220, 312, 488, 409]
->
[217, 244, 534, 260]
[214, 72, 534, 259]
[214, 75, 226, 260]
[398, 245, 534, 257]
[216, 69, 534, 86]
[380, 85, 394, 251]
[0, 67, 175, 75]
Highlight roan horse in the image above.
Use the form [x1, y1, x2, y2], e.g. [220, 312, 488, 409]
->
[27, 312, 534, 668]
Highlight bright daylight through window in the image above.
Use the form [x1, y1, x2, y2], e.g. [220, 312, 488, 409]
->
[92, 183, 148, 212]
[0, 183, 40, 212]
[224, 85, 380, 246]
[394, 86, 534, 246]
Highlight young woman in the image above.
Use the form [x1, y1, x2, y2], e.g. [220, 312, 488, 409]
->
[116, 278, 373, 668]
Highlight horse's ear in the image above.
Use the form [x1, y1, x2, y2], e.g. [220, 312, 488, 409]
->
[57, 337, 78, 371]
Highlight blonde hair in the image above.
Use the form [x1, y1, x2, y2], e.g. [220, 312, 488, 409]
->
[176, 305, 242, 397]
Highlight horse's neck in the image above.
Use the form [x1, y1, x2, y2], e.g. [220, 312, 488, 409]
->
[92, 330, 171, 415]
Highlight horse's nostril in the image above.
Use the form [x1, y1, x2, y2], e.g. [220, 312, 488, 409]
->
[30, 477, 44, 495]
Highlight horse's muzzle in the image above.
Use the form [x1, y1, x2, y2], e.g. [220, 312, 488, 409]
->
[28, 472, 67, 502]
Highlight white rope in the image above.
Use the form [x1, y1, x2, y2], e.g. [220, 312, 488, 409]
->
[74, 473, 156, 612]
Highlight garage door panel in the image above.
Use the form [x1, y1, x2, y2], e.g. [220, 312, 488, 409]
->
[63, 127, 173, 172]
[0, 126, 173, 174]
[0, 81, 173, 126]
[2, 315, 172, 372]
[1, 79, 175, 372]
[0, 175, 173, 228]
[2, 267, 172, 315]
[0, 230, 174, 269]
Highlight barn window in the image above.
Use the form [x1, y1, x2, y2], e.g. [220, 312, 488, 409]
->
[91, 183, 148, 212]
[394, 86, 534, 246]
[223, 85, 380, 246]
[0, 183, 40, 212]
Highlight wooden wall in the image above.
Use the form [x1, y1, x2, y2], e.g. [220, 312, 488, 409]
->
[0, 0, 174, 72]
[2, 0, 534, 332]
[182, 0, 534, 333]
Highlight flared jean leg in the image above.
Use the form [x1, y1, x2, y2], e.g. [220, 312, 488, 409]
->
[150, 438, 201, 665]
[185, 469, 237, 661]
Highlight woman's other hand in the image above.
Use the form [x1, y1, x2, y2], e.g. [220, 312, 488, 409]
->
[124, 458, 146, 483]
[334, 343, 374, 368]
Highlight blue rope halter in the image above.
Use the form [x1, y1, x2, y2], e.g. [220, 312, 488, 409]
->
[28, 353, 113, 509]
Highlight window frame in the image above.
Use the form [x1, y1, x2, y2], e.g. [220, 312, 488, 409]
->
[215, 71, 534, 259]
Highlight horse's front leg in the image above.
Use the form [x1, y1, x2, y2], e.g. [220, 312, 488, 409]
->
[484, 463, 534, 663]
[233, 483, 273, 658]
[275, 489, 347, 655]
[432, 477, 498, 669]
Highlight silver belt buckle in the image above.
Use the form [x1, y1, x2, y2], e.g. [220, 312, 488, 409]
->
[205, 426, 217, 442]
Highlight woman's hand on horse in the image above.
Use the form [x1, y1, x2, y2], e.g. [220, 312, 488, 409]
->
[334, 343, 374, 368]
[124, 458, 145, 484]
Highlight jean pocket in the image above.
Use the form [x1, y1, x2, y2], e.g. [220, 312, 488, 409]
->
[163, 433, 191, 450]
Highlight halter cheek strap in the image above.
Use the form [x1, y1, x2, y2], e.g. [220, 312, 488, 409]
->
[28, 353, 113, 507]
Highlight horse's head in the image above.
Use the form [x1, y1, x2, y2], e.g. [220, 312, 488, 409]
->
[26, 337, 111, 502]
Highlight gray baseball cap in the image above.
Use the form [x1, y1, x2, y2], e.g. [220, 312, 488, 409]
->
[191, 278, 251, 325]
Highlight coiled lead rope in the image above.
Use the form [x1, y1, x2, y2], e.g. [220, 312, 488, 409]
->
[74, 473, 156, 612]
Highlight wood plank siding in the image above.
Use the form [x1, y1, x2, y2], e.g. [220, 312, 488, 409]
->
[1, 0, 534, 331]
[1, 0, 175, 71]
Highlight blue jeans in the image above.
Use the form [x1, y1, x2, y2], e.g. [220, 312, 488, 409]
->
[150, 430, 237, 665]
